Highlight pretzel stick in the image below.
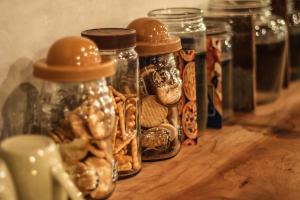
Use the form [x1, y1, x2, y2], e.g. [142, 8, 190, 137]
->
[109, 86, 126, 101]
[131, 137, 140, 170]
[124, 86, 131, 94]
[115, 97, 121, 103]
[117, 102, 126, 140]
[113, 133, 135, 154]
[111, 116, 119, 150]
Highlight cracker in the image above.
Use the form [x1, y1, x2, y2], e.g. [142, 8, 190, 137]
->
[141, 95, 168, 128]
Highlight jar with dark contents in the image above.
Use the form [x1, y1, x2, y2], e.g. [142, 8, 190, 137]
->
[209, 0, 287, 105]
[288, 0, 300, 80]
[34, 36, 116, 200]
[148, 8, 207, 144]
[205, 20, 233, 123]
[81, 28, 141, 178]
[128, 18, 182, 160]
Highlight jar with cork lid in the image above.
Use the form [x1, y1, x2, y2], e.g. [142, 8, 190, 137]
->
[81, 28, 141, 178]
[34, 36, 116, 200]
[127, 18, 183, 160]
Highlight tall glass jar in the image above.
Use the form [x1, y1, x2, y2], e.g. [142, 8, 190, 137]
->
[34, 36, 116, 200]
[209, 0, 288, 105]
[205, 20, 233, 123]
[148, 8, 207, 145]
[288, 0, 300, 80]
[81, 28, 141, 178]
[128, 18, 182, 160]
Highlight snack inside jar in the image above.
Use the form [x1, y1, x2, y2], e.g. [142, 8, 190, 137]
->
[127, 17, 183, 160]
[34, 36, 117, 200]
[82, 28, 142, 178]
[139, 54, 182, 160]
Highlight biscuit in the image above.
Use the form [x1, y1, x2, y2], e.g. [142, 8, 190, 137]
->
[182, 101, 198, 139]
[183, 62, 196, 101]
[141, 95, 168, 128]
[179, 50, 195, 62]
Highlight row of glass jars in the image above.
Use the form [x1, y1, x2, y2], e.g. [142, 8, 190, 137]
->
[31, 2, 290, 198]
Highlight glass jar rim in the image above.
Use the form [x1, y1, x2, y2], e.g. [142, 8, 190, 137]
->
[148, 7, 204, 21]
[209, 0, 270, 10]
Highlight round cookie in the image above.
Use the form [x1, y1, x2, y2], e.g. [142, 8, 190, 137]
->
[179, 50, 195, 62]
[182, 101, 198, 139]
[141, 95, 168, 128]
[183, 62, 196, 101]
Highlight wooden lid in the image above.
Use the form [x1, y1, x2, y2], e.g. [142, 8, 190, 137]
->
[33, 36, 115, 82]
[127, 18, 182, 56]
[81, 28, 136, 50]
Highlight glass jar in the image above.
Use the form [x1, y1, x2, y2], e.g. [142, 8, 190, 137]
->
[205, 20, 233, 124]
[33, 36, 116, 200]
[128, 18, 182, 160]
[81, 28, 141, 178]
[148, 8, 207, 145]
[209, 0, 287, 105]
[288, 0, 300, 80]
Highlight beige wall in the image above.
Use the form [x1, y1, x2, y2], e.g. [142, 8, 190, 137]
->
[0, 0, 208, 136]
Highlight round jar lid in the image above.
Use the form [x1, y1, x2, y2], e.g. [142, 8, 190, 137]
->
[33, 36, 115, 83]
[81, 28, 136, 50]
[127, 17, 182, 57]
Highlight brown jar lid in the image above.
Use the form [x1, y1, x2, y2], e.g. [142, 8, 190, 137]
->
[33, 36, 115, 83]
[127, 17, 182, 57]
[81, 28, 136, 50]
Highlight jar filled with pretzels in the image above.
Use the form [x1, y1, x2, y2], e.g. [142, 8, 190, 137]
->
[128, 18, 182, 161]
[82, 28, 141, 178]
[34, 36, 116, 199]
[149, 8, 207, 145]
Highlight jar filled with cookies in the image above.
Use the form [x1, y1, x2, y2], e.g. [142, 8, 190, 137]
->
[128, 18, 182, 160]
[149, 8, 207, 145]
[82, 28, 141, 178]
[34, 36, 116, 200]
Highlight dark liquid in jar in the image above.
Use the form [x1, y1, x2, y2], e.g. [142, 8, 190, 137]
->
[221, 58, 233, 120]
[256, 40, 285, 104]
[195, 52, 208, 131]
[289, 30, 300, 79]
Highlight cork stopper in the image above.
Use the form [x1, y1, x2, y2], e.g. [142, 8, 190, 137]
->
[81, 28, 136, 50]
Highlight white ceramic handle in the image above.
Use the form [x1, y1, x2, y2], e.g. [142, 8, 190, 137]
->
[51, 164, 84, 200]
[0, 160, 17, 200]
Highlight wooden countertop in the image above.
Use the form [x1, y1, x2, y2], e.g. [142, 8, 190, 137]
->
[110, 81, 300, 200]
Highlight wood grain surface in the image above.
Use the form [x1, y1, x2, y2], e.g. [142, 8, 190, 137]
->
[110, 81, 300, 200]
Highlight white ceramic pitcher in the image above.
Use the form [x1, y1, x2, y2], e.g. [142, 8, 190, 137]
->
[0, 135, 83, 200]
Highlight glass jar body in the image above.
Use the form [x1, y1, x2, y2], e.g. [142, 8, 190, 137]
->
[38, 78, 116, 200]
[208, 1, 287, 105]
[254, 10, 287, 104]
[139, 53, 182, 160]
[100, 48, 142, 178]
[206, 24, 233, 122]
[288, 0, 300, 80]
[148, 8, 207, 144]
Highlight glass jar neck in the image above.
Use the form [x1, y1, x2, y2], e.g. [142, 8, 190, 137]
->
[148, 8, 206, 34]
[205, 20, 232, 37]
[208, 0, 272, 17]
